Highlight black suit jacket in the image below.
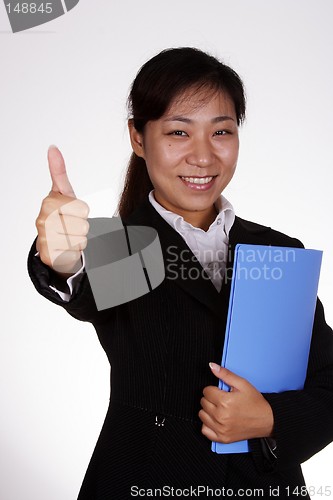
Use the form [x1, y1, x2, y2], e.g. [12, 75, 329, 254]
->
[28, 198, 333, 499]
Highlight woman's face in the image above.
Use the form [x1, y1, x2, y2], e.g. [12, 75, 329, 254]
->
[129, 89, 239, 227]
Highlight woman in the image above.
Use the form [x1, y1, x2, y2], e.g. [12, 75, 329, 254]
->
[28, 47, 333, 499]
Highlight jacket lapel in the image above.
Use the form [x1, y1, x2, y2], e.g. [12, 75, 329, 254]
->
[227, 216, 272, 272]
[124, 199, 271, 318]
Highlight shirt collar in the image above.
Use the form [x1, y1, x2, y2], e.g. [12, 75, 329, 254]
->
[148, 190, 235, 237]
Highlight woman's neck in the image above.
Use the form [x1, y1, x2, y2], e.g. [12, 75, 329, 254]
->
[183, 205, 218, 231]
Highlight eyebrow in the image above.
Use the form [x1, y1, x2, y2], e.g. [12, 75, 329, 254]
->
[163, 115, 235, 124]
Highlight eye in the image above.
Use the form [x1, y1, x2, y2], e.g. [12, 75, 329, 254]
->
[214, 130, 230, 136]
[169, 130, 188, 136]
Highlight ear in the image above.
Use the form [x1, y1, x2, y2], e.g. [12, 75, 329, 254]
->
[128, 119, 145, 159]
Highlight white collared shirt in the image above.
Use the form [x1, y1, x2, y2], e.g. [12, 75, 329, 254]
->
[148, 190, 235, 292]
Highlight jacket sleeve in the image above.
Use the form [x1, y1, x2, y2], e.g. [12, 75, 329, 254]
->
[27, 236, 106, 324]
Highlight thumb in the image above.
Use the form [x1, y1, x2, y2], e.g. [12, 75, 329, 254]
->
[48, 145, 76, 198]
[209, 363, 246, 391]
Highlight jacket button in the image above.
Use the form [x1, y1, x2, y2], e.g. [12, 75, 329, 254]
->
[155, 415, 166, 427]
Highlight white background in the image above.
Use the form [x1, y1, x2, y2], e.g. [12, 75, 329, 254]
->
[1, 1, 333, 499]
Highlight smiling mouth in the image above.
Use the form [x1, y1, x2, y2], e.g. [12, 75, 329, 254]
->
[179, 175, 217, 185]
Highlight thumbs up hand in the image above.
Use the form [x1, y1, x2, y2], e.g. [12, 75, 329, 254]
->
[35, 146, 90, 277]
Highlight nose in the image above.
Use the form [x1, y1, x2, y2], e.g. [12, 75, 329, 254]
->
[186, 137, 215, 168]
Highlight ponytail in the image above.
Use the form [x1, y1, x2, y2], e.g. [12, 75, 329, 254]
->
[117, 153, 154, 220]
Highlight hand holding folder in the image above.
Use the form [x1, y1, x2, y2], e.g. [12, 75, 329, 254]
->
[212, 244, 322, 454]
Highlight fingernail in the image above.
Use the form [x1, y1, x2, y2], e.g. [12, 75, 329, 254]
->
[209, 362, 221, 372]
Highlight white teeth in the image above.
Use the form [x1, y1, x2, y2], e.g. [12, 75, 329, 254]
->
[181, 176, 214, 184]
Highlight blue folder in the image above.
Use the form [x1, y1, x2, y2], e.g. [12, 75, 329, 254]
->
[212, 244, 322, 454]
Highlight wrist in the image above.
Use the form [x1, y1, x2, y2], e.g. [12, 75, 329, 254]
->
[52, 255, 83, 279]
